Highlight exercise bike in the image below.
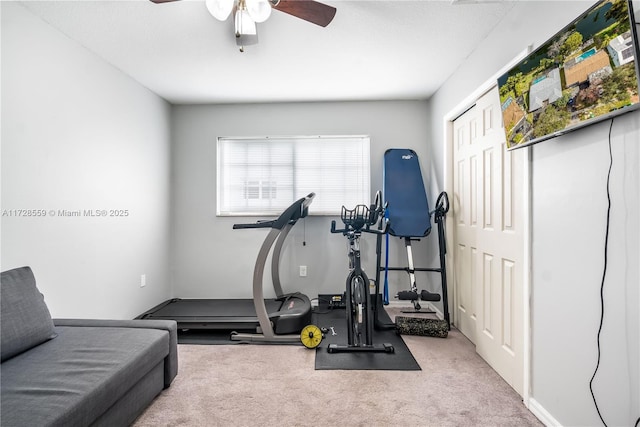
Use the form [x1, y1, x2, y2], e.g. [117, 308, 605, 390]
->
[328, 192, 394, 354]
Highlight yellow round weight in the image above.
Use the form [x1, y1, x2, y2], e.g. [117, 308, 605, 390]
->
[300, 324, 323, 349]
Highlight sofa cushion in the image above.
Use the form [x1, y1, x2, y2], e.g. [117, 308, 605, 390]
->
[1, 266, 56, 362]
[0, 325, 169, 427]
[54, 318, 179, 388]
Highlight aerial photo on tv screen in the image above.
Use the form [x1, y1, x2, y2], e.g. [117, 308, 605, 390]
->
[498, 0, 639, 148]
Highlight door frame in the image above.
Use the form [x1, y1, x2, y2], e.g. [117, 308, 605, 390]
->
[442, 46, 532, 404]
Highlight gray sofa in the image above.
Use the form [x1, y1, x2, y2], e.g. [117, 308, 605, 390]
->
[1, 266, 178, 427]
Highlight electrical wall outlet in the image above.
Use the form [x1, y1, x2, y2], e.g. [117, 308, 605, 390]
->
[140, 274, 146, 288]
[299, 265, 307, 277]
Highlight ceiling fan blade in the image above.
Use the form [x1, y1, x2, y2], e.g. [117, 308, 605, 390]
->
[149, 0, 181, 3]
[271, 0, 336, 27]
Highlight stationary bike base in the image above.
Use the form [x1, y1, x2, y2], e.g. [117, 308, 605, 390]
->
[327, 343, 394, 354]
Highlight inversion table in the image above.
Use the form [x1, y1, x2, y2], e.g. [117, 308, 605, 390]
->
[375, 148, 450, 328]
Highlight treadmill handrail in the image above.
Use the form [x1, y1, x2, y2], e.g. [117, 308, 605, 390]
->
[232, 220, 276, 230]
[232, 193, 315, 231]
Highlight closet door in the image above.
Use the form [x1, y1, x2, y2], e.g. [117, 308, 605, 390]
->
[452, 87, 526, 396]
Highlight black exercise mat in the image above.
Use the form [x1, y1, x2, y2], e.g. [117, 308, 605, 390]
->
[313, 306, 421, 371]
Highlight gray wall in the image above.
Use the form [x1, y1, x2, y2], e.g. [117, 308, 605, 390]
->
[4, 1, 637, 424]
[170, 101, 443, 302]
[429, 1, 639, 426]
[1, 3, 173, 319]
[531, 114, 639, 426]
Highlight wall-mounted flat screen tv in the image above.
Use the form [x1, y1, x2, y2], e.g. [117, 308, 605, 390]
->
[498, 0, 640, 150]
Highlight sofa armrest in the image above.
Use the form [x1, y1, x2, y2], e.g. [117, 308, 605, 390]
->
[53, 318, 178, 387]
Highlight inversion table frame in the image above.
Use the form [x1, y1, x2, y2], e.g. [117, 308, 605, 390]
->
[374, 149, 451, 329]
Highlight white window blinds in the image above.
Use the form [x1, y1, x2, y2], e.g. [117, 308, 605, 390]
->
[217, 135, 370, 216]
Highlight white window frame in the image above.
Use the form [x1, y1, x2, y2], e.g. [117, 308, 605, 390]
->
[216, 135, 371, 216]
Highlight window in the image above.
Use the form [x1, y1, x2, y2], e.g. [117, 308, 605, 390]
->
[217, 135, 370, 216]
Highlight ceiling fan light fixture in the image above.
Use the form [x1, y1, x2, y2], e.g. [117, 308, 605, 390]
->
[205, 0, 234, 21]
[245, 0, 271, 23]
[235, 8, 257, 35]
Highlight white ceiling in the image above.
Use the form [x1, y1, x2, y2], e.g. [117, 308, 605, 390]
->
[19, 0, 517, 104]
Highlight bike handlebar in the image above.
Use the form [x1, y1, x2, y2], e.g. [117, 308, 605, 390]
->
[330, 190, 389, 236]
[330, 216, 390, 236]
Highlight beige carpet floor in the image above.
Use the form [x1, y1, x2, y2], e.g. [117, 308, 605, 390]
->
[133, 308, 541, 426]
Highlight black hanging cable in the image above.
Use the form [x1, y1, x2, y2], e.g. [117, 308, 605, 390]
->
[589, 118, 615, 427]
[302, 217, 306, 246]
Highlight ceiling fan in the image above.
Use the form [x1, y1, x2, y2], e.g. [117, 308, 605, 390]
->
[150, 0, 337, 52]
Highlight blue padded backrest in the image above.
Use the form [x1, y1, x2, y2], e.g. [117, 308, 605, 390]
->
[383, 149, 431, 237]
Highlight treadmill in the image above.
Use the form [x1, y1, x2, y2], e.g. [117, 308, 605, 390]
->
[138, 193, 315, 344]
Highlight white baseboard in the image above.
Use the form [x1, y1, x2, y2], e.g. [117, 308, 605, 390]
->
[528, 398, 562, 427]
